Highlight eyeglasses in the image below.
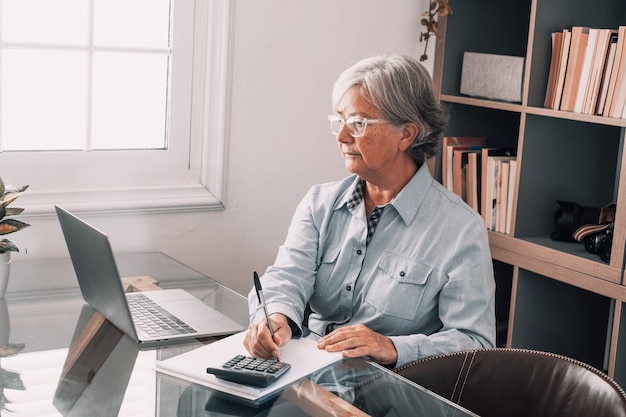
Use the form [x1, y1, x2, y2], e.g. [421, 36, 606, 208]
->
[328, 115, 390, 138]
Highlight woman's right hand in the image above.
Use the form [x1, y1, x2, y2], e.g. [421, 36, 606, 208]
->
[243, 313, 292, 359]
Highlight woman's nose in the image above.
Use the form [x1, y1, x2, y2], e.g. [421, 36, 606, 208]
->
[336, 124, 353, 143]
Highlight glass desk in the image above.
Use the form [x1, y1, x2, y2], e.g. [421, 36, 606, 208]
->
[1, 252, 478, 416]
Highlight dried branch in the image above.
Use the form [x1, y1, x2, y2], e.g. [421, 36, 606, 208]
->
[419, 0, 453, 62]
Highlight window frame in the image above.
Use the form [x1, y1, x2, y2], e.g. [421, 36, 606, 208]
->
[0, 0, 233, 216]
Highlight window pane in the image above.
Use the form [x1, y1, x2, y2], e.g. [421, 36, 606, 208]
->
[0, 0, 228, 213]
[94, 0, 171, 49]
[1, 0, 89, 45]
[91, 52, 169, 150]
[1, 48, 88, 151]
[0, 0, 173, 152]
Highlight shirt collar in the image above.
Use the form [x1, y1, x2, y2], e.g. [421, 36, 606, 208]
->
[335, 163, 433, 224]
[390, 163, 432, 225]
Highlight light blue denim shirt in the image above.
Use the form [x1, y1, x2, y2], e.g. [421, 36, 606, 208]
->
[249, 163, 496, 367]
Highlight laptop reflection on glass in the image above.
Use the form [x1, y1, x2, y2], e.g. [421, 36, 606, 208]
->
[55, 205, 244, 348]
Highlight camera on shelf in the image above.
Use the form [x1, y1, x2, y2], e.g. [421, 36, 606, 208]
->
[552, 201, 615, 264]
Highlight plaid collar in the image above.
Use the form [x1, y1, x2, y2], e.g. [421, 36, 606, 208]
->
[347, 178, 366, 210]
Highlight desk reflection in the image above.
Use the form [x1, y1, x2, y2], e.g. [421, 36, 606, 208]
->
[53, 305, 139, 416]
[164, 358, 476, 417]
[1, 297, 26, 414]
[0, 297, 25, 356]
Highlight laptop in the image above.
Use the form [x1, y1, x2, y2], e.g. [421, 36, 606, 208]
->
[55, 205, 245, 347]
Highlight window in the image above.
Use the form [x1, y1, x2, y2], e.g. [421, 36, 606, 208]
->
[0, 0, 233, 213]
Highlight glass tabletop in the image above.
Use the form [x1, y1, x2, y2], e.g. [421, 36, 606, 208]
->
[168, 357, 479, 416]
[0, 252, 478, 417]
[1, 252, 249, 416]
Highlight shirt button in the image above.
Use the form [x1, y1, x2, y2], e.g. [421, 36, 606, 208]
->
[357, 249, 362, 255]
[399, 271, 406, 277]
[346, 285, 352, 291]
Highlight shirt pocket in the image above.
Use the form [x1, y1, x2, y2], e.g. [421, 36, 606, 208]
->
[314, 242, 342, 296]
[365, 254, 433, 320]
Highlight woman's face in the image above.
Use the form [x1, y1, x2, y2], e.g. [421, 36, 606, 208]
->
[334, 86, 414, 181]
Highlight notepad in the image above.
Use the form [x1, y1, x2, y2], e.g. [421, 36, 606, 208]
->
[154, 331, 343, 404]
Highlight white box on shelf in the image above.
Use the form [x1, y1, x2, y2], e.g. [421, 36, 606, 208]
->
[460, 52, 525, 103]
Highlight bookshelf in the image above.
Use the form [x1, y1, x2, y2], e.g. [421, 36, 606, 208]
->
[432, 0, 626, 385]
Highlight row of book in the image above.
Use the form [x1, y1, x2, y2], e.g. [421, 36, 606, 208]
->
[544, 25, 626, 118]
[442, 137, 517, 233]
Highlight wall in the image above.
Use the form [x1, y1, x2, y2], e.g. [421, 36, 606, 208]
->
[7, 0, 434, 297]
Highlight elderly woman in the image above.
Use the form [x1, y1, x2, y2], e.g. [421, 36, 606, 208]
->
[244, 53, 495, 368]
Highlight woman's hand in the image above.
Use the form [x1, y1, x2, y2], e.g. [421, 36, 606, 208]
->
[316, 323, 398, 366]
[243, 313, 292, 360]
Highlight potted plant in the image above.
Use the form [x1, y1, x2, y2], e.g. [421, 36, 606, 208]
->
[0, 177, 29, 298]
[0, 178, 28, 413]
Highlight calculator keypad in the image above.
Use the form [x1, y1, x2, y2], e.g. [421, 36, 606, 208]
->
[207, 355, 291, 387]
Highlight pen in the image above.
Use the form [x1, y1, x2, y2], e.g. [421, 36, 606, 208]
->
[253, 271, 275, 340]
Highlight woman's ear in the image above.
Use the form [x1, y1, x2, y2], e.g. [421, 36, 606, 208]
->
[399, 122, 419, 151]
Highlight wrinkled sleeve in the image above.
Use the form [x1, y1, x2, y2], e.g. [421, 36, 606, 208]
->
[248, 185, 322, 335]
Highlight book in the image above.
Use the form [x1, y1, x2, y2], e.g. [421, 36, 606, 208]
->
[466, 151, 482, 213]
[487, 156, 515, 232]
[544, 31, 564, 108]
[495, 160, 510, 233]
[453, 148, 481, 201]
[505, 159, 518, 235]
[552, 29, 572, 109]
[604, 26, 626, 117]
[441, 136, 486, 191]
[481, 148, 516, 228]
[155, 331, 343, 404]
[573, 27, 598, 113]
[611, 26, 626, 118]
[596, 32, 620, 115]
[483, 156, 499, 231]
[561, 26, 590, 112]
[582, 28, 612, 114]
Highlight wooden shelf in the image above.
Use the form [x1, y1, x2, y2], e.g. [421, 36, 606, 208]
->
[442, 93, 626, 127]
[489, 232, 622, 285]
[434, 0, 626, 385]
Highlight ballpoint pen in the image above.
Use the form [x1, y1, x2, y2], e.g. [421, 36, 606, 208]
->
[253, 271, 275, 340]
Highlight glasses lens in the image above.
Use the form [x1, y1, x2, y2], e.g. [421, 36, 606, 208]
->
[328, 116, 368, 137]
[329, 116, 343, 135]
[346, 117, 366, 137]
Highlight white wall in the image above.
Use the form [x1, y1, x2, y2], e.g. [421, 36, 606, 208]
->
[8, 0, 434, 296]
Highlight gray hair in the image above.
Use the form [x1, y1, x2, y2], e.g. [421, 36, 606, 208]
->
[332, 53, 448, 165]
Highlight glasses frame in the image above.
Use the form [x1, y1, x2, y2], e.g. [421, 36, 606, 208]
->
[328, 115, 390, 138]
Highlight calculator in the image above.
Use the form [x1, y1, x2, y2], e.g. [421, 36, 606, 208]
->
[206, 355, 292, 387]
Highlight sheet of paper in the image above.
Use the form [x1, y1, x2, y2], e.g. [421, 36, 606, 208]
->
[154, 331, 343, 402]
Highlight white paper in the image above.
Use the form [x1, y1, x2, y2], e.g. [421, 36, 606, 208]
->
[154, 331, 342, 401]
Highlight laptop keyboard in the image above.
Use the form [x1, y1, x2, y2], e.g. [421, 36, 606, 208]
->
[127, 293, 197, 337]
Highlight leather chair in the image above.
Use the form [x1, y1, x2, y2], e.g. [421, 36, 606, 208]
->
[394, 348, 626, 417]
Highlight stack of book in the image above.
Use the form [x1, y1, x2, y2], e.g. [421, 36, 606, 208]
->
[544, 26, 626, 118]
[442, 137, 517, 233]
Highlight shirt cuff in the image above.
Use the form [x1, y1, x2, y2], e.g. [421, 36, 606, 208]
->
[388, 335, 419, 368]
[286, 316, 302, 338]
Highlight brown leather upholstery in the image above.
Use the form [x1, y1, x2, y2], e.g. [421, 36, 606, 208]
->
[394, 348, 626, 417]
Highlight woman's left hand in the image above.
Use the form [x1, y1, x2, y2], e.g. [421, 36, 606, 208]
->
[316, 323, 397, 366]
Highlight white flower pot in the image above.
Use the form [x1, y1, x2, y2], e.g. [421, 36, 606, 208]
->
[0, 251, 10, 299]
